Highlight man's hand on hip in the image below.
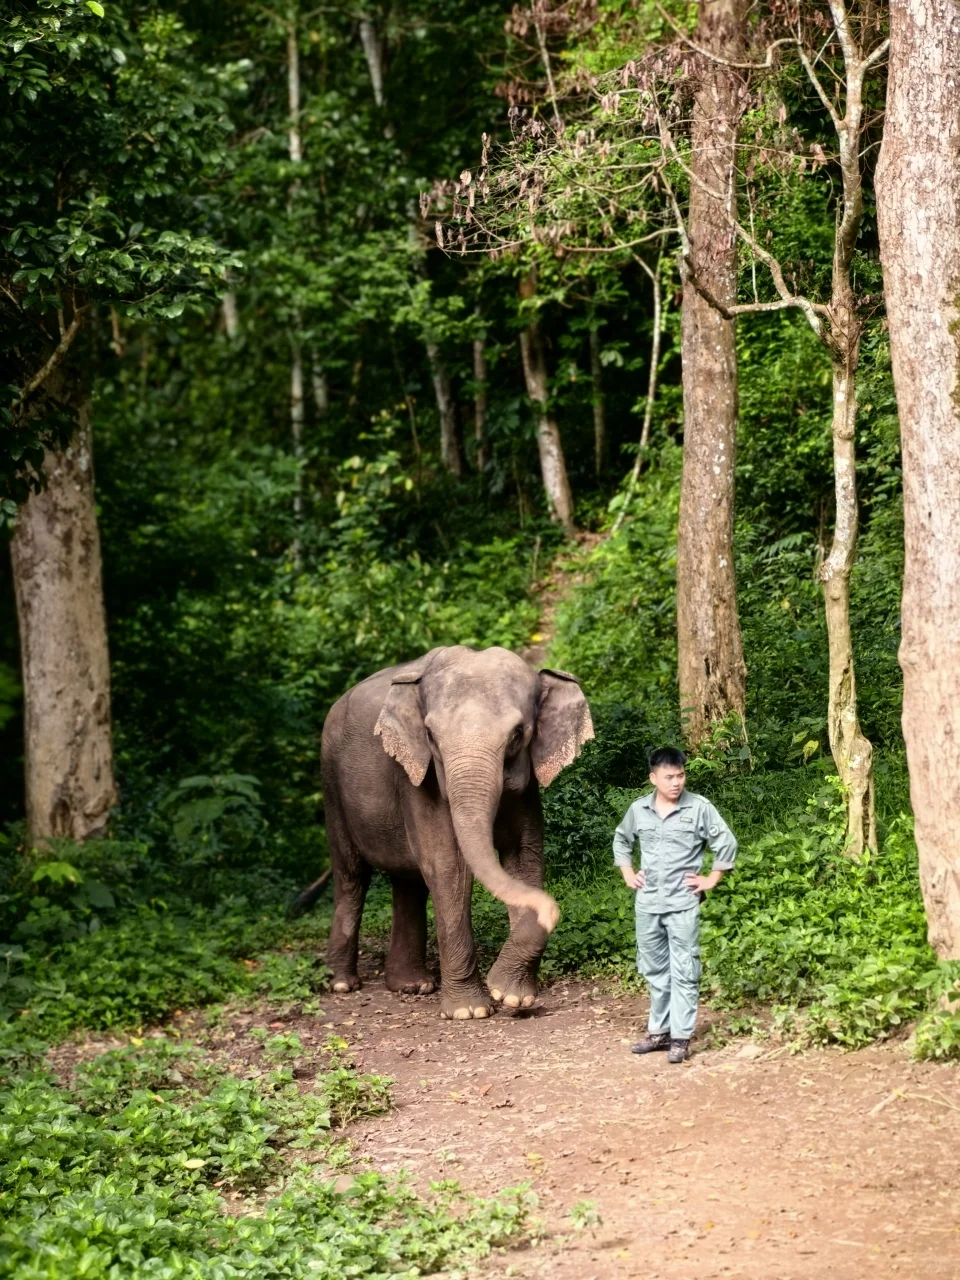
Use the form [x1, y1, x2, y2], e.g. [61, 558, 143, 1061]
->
[620, 866, 645, 890]
[684, 868, 725, 895]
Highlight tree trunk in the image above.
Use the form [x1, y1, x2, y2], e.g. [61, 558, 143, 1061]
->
[221, 291, 240, 339]
[359, 18, 385, 108]
[876, 0, 960, 953]
[675, 0, 747, 745]
[519, 324, 575, 531]
[10, 370, 117, 843]
[426, 341, 464, 478]
[312, 362, 329, 416]
[287, 12, 305, 552]
[290, 337, 305, 525]
[519, 274, 575, 531]
[821, 334, 876, 852]
[588, 323, 607, 476]
[810, 7, 877, 856]
[473, 328, 489, 471]
[287, 20, 302, 166]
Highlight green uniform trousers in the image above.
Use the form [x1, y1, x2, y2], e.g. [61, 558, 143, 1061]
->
[636, 903, 701, 1040]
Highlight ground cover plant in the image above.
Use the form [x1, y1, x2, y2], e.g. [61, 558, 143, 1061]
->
[0, 1033, 531, 1279]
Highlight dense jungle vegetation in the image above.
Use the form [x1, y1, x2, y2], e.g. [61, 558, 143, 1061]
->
[2, 1, 960, 1275]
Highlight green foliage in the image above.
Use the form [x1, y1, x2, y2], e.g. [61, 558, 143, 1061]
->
[912, 969, 960, 1062]
[0, 1037, 530, 1279]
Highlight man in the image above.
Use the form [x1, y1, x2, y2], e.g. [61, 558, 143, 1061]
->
[613, 746, 737, 1063]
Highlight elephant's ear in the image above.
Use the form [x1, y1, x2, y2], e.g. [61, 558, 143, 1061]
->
[532, 668, 595, 787]
[374, 661, 436, 786]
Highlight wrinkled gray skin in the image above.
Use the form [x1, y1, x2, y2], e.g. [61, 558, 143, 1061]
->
[320, 646, 594, 1020]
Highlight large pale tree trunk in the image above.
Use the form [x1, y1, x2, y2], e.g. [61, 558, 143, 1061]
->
[11, 370, 117, 843]
[876, 0, 960, 954]
[676, 0, 747, 744]
[518, 276, 575, 531]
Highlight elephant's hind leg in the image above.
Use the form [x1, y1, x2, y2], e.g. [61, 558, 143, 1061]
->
[385, 876, 436, 995]
[325, 781, 371, 993]
[328, 861, 371, 992]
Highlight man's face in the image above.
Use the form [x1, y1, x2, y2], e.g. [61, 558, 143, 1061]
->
[650, 764, 685, 801]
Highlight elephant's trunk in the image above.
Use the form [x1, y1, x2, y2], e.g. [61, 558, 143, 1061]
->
[444, 745, 559, 933]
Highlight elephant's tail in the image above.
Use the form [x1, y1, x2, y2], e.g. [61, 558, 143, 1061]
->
[287, 868, 332, 918]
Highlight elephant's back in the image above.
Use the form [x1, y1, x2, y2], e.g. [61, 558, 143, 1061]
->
[321, 662, 406, 794]
[322, 661, 404, 747]
[321, 664, 411, 860]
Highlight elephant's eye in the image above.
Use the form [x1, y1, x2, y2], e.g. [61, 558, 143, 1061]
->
[425, 726, 437, 747]
[507, 726, 524, 755]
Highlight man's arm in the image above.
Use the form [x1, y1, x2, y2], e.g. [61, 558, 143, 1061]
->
[684, 866, 727, 894]
[613, 805, 645, 890]
[703, 801, 738, 871]
[685, 801, 738, 894]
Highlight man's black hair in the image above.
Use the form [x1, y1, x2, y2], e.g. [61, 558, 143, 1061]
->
[649, 746, 687, 770]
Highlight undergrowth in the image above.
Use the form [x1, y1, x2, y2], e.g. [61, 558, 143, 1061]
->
[0, 1035, 530, 1279]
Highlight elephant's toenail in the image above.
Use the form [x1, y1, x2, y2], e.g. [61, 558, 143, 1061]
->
[503, 994, 521, 1008]
[332, 982, 351, 992]
[489, 988, 503, 1002]
[521, 994, 535, 1007]
[440, 1010, 449, 1019]
[452, 1007, 471, 1019]
[473, 1005, 490, 1018]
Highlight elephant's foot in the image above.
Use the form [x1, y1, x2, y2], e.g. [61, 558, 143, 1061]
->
[439, 980, 495, 1021]
[385, 967, 437, 996]
[330, 974, 362, 993]
[486, 961, 538, 1011]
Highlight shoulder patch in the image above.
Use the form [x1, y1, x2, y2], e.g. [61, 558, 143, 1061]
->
[709, 824, 720, 836]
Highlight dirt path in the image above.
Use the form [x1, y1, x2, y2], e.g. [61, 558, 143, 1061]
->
[308, 968, 960, 1279]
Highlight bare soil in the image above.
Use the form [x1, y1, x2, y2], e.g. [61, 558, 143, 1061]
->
[321, 966, 960, 1280]
[48, 956, 960, 1279]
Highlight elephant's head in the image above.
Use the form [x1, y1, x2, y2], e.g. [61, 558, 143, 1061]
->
[373, 646, 594, 932]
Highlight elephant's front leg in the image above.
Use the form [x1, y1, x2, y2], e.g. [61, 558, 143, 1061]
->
[486, 796, 549, 1010]
[428, 852, 495, 1021]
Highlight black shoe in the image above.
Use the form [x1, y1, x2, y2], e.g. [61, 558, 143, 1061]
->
[631, 1032, 671, 1055]
[668, 1038, 691, 1064]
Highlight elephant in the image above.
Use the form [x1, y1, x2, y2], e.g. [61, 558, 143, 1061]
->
[319, 645, 594, 1020]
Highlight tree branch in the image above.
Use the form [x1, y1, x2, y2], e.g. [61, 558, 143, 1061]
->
[796, 36, 842, 131]
[861, 36, 890, 73]
[16, 309, 86, 407]
[658, 113, 827, 339]
[826, 0, 858, 71]
[655, 4, 794, 71]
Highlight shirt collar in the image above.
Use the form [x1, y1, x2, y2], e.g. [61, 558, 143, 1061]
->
[641, 789, 693, 810]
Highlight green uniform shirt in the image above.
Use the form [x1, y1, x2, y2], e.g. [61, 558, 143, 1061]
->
[613, 789, 738, 914]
